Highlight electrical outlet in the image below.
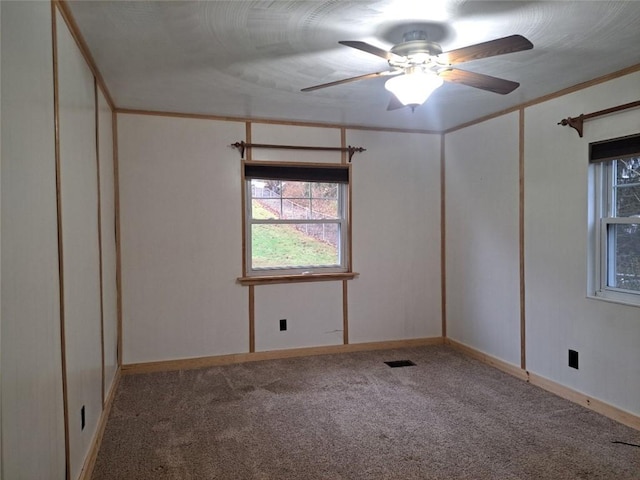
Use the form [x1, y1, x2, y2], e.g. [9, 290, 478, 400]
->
[568, 349, 579, 369]
[81, 405, 86, 430]
[279, 319, 287, 331]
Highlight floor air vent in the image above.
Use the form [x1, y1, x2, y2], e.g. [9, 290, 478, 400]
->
[384, 360, 416, 368]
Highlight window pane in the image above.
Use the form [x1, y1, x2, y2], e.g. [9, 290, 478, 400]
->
[310, 199, 339, 219]
[311, 183, 338, 199]
[251, 180, 281, 219]
[614, 184, 640, 217]
[252, 199, 279, 219]
[251, 223, 340, 269]
[281, 181, 309, 198]
[607, 223, 640, 292]
[615, 157, 640, 186]
[280, 199, 311, 220]
[251, 179, 282, 196]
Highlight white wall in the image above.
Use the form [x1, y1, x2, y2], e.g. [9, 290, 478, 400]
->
[348, 130, 442, 343]
[524, 71, 640, 415]
[118, 116, 442, 362]
[1, 2, 66, 478]
[444, 70, 640, 417]
[445, 113, 521, 366]
[1, 3, 118, 477]
[255, 282, 344, 351]
[56, 9, 103, 478]
[118, 114, 248, 364]
[98, 89, 118, 395]
[251, 123, 341, 163]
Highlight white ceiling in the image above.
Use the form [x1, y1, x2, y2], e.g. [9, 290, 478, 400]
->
[67, 1, 640, 131]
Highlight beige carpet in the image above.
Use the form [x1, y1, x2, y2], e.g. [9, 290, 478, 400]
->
[92, 346, 640, 479]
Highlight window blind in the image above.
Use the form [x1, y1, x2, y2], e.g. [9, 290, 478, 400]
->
[244, 163, 349, 183]
[589, 133, 640, 163]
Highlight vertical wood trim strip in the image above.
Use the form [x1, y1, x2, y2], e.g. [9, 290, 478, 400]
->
[519, 108, 526, 370]
[94, 78, 106, 406]
[241, 122, 251, 276]
[345, 147, 353, 271]
[342, 280, 349, 344]
[348, 173, 353, 272]
[51, 3, 71, 478]
[244, 122, 253, 353]
[241, 161, 247, 275]
[245, 122, 252, 161]
[440, 134, 447, 338]
[342, 128, 351, 344]
[347, 171, 353, 271]
[112, 111, 123, 367]
[248, 286, 255, 353]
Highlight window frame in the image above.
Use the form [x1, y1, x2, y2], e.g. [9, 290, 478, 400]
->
[241, 161, 352, 281]
[590, 151, 640, 307]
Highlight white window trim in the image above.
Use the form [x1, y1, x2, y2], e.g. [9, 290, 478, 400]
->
[245, 180, 349, 277]
[589, 160, 640, 307]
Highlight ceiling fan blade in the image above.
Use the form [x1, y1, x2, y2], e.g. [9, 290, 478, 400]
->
[301, 70, 398, 92]
[439, 34, 533, 65]
[439, 68, 520, 94]
[338, 40, 395, 60]
[387, 95, 406, 111]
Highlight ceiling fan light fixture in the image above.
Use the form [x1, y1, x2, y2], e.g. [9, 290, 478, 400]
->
[384, 70, 443, 108]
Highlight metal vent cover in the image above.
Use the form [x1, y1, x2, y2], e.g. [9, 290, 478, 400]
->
[384, 360, 416, 368]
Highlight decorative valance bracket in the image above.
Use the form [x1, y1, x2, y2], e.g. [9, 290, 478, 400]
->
[558, 100, 640, 138]
[231, 141, 366, 162]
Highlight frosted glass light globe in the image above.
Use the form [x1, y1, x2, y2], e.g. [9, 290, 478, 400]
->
[385, 72, 443, 107]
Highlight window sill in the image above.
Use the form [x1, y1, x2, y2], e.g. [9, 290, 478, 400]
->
[237, 272, 359, 286]
[587, 291, 640, 308]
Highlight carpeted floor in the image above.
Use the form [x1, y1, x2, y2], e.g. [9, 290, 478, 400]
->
[92, 346, 640, 479]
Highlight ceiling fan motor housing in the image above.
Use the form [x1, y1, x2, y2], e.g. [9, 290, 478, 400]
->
[389, 30, 446, 73]
[391, 39, 442, 58]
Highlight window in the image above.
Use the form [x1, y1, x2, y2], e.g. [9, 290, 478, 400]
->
[243, 162, 350, 277]
[590, 134, 640, 306]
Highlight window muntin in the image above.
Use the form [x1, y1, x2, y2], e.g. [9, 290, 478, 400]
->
[247, 176, 348, 275]
[594, 155, 640, 302]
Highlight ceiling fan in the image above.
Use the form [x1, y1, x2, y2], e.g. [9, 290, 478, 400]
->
[301, 31, 533, 111]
